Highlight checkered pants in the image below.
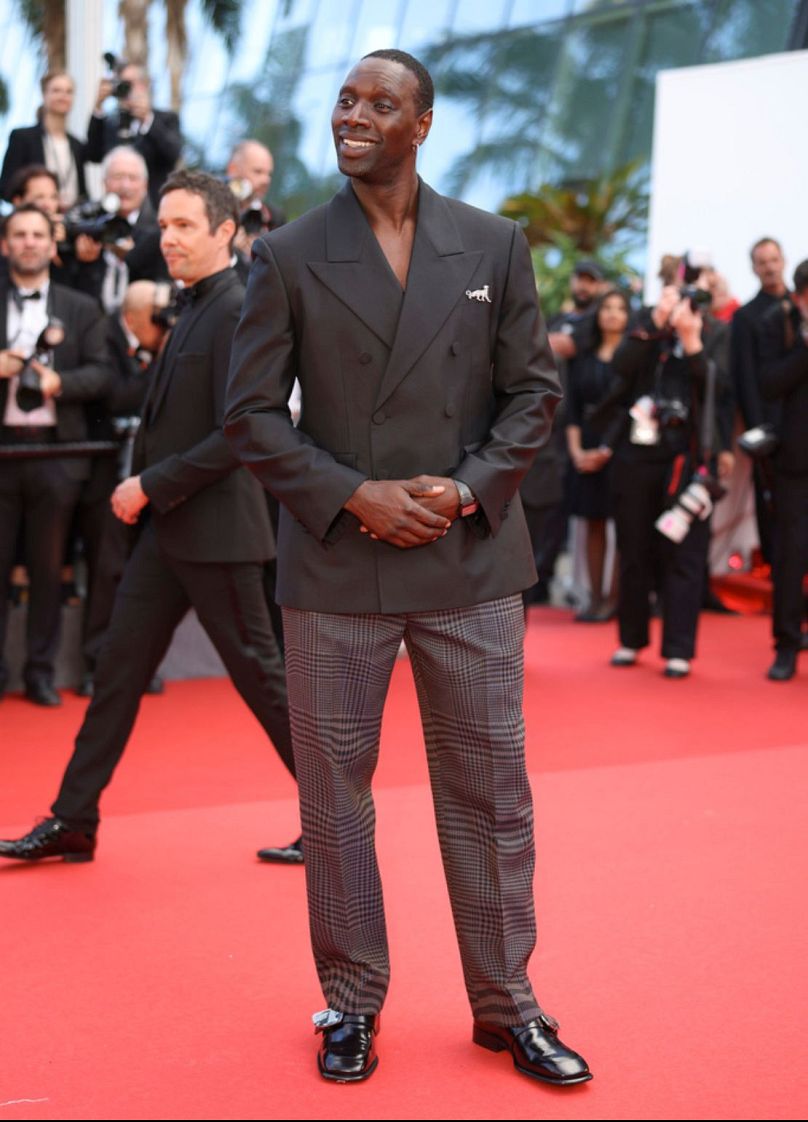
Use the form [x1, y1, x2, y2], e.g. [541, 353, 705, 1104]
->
[283, 594, 543, 1026]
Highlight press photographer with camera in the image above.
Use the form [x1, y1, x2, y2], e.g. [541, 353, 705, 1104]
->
[86, 58, 182, 207]
[0, 203, 110, 705]
[70, 146, 167, 312]
[592, 275, 730, 678]
[757, 258, 808, 682]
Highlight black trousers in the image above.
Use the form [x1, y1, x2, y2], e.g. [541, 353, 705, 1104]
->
[52, 520, 294, 832]
[613, 457, 709, 660]
[772, 472, 808, 652]
[0, 453, 81, 691]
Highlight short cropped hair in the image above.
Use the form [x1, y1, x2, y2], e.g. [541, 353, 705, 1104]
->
[2, 202, 55, 240]
[750, 237, 782, 262]
[362, 49, 434, 115]
[792, 259, 808, 295]
[159, 169, 239, 247]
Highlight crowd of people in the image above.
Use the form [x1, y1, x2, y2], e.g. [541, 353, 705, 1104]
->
[0, 60, 805, 723]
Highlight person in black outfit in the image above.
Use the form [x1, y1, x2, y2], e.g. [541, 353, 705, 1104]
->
[86, 64, 182, 208]
[757, 258, 808, 681]
[731, 238, 789, 564]
[565, 288, 630, 621]
[594, 283, 730, 678]
[0, 172, 297, 863]
[0, 205, 110, 705]
[0, 71, 87, 207]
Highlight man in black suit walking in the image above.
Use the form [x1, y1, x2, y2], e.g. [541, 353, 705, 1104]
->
[0, 204, 109, 705]
[225, 50, 591, 1086]
[0, 172, 295, 860]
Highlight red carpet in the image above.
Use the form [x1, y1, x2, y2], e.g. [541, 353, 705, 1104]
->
[0, 608, 806, 1120]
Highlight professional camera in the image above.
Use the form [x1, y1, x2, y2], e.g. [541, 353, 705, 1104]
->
[655, 469, 726, 544]
[679, 284, 712, 313]
[653, 397, 689, 429]
[15, 318, 66, 413]
[151, 281, 181, 332]
[226, 177, 268, 236]
[61, 194, 132, 249]
[103, 53, 132, 100]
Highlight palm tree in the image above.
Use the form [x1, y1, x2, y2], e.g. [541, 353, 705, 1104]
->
[14, 1, 66, 70]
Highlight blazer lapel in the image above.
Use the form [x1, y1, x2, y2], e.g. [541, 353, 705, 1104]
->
[307, 181, 402, 348]
[374, 181, 483, 411]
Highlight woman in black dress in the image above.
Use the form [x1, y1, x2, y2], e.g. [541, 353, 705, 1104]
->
[565, 288, 630, 621]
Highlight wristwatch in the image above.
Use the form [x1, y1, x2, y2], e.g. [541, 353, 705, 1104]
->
[454, 478, 479, 517]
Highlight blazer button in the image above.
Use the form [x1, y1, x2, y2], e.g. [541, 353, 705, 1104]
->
[372, 410, 386, 425]
[450, 341, 461, 356]
[444, 403, 456, 417]
[359, 352, 372, 365]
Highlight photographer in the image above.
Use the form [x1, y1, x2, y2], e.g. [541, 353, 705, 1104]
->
[757, 259, 808, 681]
[594, 282, 730, 678]
[0, 204, 110, 705]
[226, 139, 286, 270]
[86, 62, 182, 207]
[71, 147, 167, 313]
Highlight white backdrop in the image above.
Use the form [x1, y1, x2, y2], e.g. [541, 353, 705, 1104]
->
[646, 50, 808, 305]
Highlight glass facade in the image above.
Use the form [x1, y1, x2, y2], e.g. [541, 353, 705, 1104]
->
[0, 0, 800, 217]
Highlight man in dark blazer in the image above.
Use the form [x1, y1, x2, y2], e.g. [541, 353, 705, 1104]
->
[0, 172, 295, 860]
[225, 50, 591, 1086]
[85, 65, 182, 208]
[0, 204, 110, 704]
[758, 258, 808, 681]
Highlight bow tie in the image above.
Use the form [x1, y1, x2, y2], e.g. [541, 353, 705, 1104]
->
[13, 289, 42, 308]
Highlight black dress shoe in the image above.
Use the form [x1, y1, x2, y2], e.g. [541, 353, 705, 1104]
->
[76, 673, 95, 698]
[314, 1010, 379, 1082]
[767, 649, 797, 681]
[0, 817, 96, 863]
[145, 674, 165, 695]
[256, 836, 303, 864]
[24, 681, 61, 707]
[473, 1013, 592, 1086]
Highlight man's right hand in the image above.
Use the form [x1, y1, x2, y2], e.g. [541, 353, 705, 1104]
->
[94, 77, 115, 112]
[344, 480, 451, 549]
[0, 349, 26, 379]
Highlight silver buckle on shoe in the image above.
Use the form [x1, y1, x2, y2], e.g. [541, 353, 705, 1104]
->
[312, 1008, 344, 1033]
[538, 1010, 560, 1034]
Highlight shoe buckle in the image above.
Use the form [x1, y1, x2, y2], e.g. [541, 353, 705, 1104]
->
[538, 1011, 560, 1034]
[312, 1008, 344, 1033]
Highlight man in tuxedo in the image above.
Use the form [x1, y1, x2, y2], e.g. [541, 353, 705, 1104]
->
[86, 64, 182, 207]
[0, 204, 109, 704]
[0, 172, 295, 860]
[225, 50, 591, 1086]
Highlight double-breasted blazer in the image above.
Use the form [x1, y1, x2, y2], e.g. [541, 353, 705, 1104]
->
[224, 179, 561, 614]
[132, 268, 274, 565]
[0, 280, 110, 481]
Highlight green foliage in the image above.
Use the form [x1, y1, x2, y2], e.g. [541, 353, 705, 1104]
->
[530, 235, 642, 322]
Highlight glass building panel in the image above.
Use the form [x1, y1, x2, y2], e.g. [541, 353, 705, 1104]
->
[345, 0, 407, 60]
[305, 0, 359, 70]
[398, 0, 456, 51]
[450, 0, 513, 34]
[291, 69, 343, 175]
[509, 0, 573, 28]
[703, 0, 797, 61]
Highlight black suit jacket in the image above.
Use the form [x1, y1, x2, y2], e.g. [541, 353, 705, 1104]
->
[0, 280, 111, 480]
[730, 289, 786, 429]
[758, 299, 808, 477]
[85, 110, 182, 206]
[132, 268, 274, 564]
[0, 123, 87, 202]
[225, 178, 561, 614]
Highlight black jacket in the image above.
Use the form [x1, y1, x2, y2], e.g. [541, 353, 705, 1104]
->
[133, 267, 274, 563]
[85, 110, 182, 207]
[0, 280, 111, 479]
[758, 299, 808, 477]
[730, 289, 786, 429]
[0, 123, 88, 202]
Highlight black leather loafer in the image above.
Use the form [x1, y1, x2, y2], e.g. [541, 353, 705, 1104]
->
[314, 1010, 379, 1082]
[256, 837, 303, 864]
[0, 817, 96, 863]
[473, 1013, 592, 1086]
[767, 649, 797, 681]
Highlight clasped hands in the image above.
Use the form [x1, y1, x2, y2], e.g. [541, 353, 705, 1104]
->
[345, 476, 460, 549]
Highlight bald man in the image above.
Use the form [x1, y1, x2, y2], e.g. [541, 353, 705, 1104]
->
[226, 139, 286, 263]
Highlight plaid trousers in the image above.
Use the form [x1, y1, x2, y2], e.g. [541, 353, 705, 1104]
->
[282, 594, 543, 1026]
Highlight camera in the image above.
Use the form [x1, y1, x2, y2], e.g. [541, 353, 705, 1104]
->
[226, 178, 269, 236]
[16, 319, 66, 413]
[151, 281, 181, 332]
[653, 397, 689, 429]
[60, 195, 133, 250]
[655, 470, 726, 544]
[102, 52, 132, 100]
[679, 284, 712, 313]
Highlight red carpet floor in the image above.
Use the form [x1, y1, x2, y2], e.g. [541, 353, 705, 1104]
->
[0, 608, 806, 1120]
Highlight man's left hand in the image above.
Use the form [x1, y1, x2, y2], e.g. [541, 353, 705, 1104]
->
[111, 475, 149, 524]
[407, 475, 461, 520]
